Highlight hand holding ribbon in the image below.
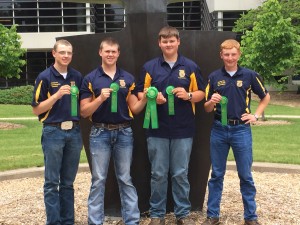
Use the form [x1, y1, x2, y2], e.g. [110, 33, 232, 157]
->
[143, 86, 159, 129]
[220, 96, 228, 125]
[110, 83, 119, 112]
[166, 85, 175, 115]
[70, 81, 79, 116]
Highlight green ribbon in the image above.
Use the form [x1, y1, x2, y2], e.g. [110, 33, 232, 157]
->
[70, 82, 79, 117]
[143, 87, 159, 129]
[110, 83, 119, 113]
[220, 96, 228, 125]
[166, 85, 175, 115]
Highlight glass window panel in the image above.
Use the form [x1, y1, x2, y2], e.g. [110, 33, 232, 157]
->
[64, 22, 86, 31]
[14, 2, 38, 32]
[63, 2, 85, 10]
[63, 7, 85, 17]
[46, 52, 54, 67]
[167, 2, 183, 28]
[39, 2, 62, 32]
[26, 52, 53, 84]
[27, 53, 47, 70]
[93, 4, 125, 33]
[167, 1, 202, 30]
[39, 24, 62, 32]
[0, 2, 13, 26]
[183, 2, 201, 30]
[223, 11, 243, 31]
[1, 2, 127, 33]
[94, 4, 105, 33]
[0, 2, 12, 16]
[17, 24, 38, 32]
[63, 3, 86, 32]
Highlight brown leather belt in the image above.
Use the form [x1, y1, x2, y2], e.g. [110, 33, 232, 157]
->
[93, 121, 131, 130]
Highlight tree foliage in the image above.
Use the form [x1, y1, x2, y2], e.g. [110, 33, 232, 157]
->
[233, 0, 300, 89]
[0, 24, 26, 79]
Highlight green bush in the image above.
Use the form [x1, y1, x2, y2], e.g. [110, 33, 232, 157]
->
[0, 85, 33, 105]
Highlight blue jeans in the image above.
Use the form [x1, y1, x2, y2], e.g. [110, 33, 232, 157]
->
[147, 137, 193, 219]
[207, 120, 257, 220]
[42, 125, 82, 225]
[88, 126, 139, 225]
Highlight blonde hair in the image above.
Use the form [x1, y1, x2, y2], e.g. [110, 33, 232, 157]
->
[220, 39, 240, 52]
[99, 37, 120, 51]
[158, 26, 179, 40]
[53, 39, 72, 51]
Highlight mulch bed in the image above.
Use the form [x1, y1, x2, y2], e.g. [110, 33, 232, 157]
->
[0, 122, 25, 130]
[0, 170, 299, 225]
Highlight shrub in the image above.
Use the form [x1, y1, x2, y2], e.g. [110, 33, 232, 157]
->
[0, 85, 33, 105]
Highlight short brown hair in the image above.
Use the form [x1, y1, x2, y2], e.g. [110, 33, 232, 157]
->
[53, 39, 72, 51]
[158, 26, 179, 40]
[220, 39, 240, 52]
[100, 37, 120, 51]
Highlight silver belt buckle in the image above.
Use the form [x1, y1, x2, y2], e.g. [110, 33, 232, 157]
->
[61, 121, 73, 130]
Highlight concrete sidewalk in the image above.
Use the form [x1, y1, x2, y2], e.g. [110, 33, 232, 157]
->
[0, 117, 36, 120]
[227, 161, 300, 174]
[0, 163, 89, 181]
[1, 161, 300, 182]
[265, 115, 300, 119]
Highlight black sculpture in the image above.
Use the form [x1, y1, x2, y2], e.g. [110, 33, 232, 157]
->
[58, 0, 236, 216]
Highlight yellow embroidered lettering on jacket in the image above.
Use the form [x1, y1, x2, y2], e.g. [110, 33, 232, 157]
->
[217, 80, 226, 86]
[51, 82, 60, 88]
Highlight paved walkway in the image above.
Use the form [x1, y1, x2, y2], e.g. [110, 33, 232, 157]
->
[265, 115, 300, 118]
[1, 161, 300, 182]
[0, 117, 36, 120]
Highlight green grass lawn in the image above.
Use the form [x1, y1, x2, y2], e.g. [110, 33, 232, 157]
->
[227, 118, 300, 164]
[0, 118, 87, 171]
[252, 119, 300, 164]
[0, 104, 33, 118]
[226, 100, 300, 164]
[0, 119, 42, 171]
[0, 103, 299, 171]
[251, 100, 300, 116]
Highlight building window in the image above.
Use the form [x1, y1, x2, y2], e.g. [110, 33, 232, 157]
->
[222, 11, 244, 31]
[91, 4, 126, 33]
[14, 2, 38, 32]
[213, 11, 245, 31]
[0, 51, 54, 88]
[1, 1, 207, 34]
[39, 2, 62, 32]
[26, 52, 54, 84]
[167, 1, 202, 30]
[0, 1, 127, 33]
[0, 2, 13, 26]
[63, 2, 86, 32]
[0, 0, 89, 33]
[0, 0, 213, 87]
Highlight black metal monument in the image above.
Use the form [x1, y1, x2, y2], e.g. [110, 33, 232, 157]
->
[58, 0, 236, 216]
